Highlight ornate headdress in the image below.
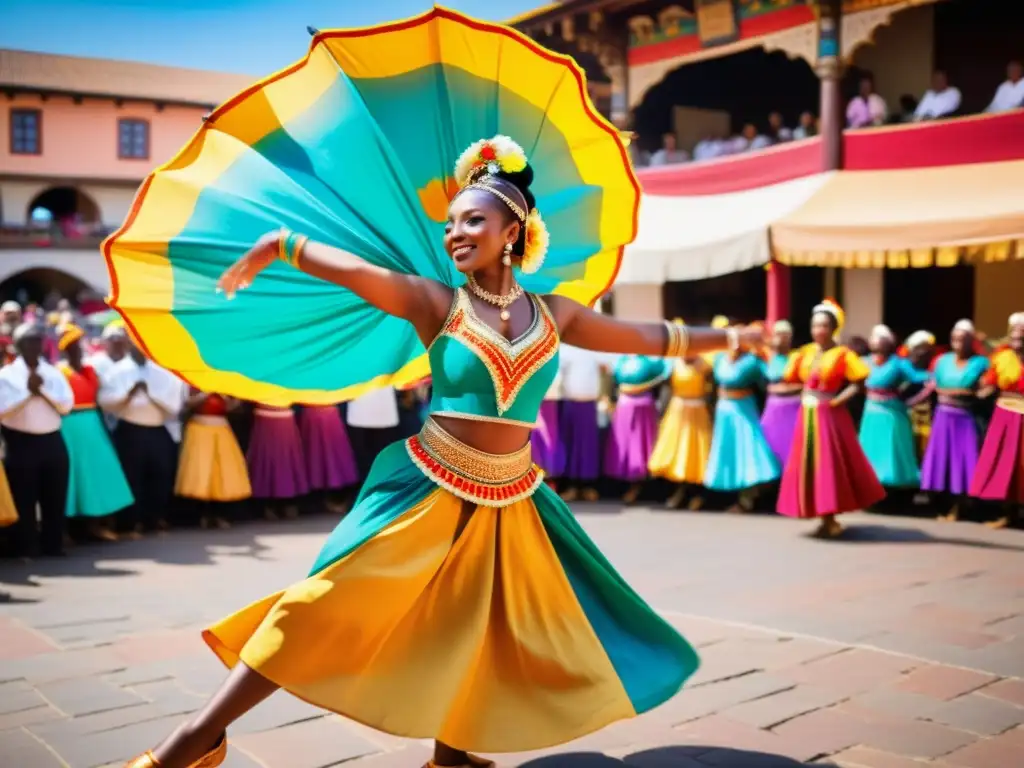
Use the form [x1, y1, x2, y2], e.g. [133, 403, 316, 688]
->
[812, 299, 845, 340]
[905, 330, 935, 349]
[870, 324, 894, 343]
[1008, 312, 1024, 330]
[453, 135, 549, 274]
[953, 318, 975, 334]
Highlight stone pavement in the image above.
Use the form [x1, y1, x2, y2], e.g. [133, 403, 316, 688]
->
[1, 507, 1023, 768]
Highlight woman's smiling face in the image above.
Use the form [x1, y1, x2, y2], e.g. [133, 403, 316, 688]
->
[444, 188, 519, 274]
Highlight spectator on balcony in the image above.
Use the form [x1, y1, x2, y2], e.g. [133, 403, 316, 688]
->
[649, 132, 690, 166]
[735, 123, 772, 152]
[767, 112, 792, 142]
[792, 111, 818, 140]
[693, 131, 728, 162]
[847, 74, 888, 128]
[986, 60, 1024, 113]
[915, 70, 961, 121]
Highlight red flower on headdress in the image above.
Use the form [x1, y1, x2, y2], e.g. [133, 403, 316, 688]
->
[479, 145, 496, 161]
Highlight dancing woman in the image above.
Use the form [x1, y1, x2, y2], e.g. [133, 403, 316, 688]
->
[704, 335, 780, 510]
[760, 320, 801, 466]
[57, 324, 134, 539]
[604, 353, 669, 503]
[776, 301, 885, 538]
[124, 137, 761, 768]
[648, 327, 713, 510]
[858, 325, 929, 491]
[970, 313, 1024, 528]
[919, 320, 990, 521]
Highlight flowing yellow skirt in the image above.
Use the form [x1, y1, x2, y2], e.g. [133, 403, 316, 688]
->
[174, 417, 252, 502]
[203, 430, 698, 752]
[0, 461, 16, 527]
[648, 397, 712, 484]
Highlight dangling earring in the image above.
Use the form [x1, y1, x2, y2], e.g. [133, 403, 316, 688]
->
[502, 242, 513, 267]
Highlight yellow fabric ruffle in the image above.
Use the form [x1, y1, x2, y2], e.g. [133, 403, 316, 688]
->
[648, 397, 712, 484]
[0, 462, 16, 528]
[203, 488, 635, 752]
[174, 420, 252, 502]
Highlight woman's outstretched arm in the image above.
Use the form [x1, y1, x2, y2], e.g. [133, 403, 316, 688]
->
[217, 231, 452, 343]
[546, 295, 763, 356]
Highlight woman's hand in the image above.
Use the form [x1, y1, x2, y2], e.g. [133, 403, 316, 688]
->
[216, 232, 280, 300]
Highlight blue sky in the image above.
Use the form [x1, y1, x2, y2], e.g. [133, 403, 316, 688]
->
[0, 0, 544, 75]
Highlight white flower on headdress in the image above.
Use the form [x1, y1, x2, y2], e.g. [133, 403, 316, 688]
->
[454, 135, 527, 188]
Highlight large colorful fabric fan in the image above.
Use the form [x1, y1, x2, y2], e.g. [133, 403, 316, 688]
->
[104, 6, 640, 405]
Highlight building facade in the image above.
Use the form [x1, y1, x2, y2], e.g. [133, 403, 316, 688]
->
[0, 49, 251, 303]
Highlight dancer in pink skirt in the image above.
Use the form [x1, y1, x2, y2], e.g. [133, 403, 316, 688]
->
[247, 405, 309, 519]
[298, 405, 359, 513]
[776, 300, 885, 538]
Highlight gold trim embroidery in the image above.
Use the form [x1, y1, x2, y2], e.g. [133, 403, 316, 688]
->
[429, 411, 537, 428]
[442, 289, 559, 415]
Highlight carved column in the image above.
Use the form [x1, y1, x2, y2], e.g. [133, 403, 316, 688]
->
[817, 0, 844, 172]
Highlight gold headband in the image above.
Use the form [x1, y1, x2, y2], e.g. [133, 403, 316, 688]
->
[464, 177, 527, 222]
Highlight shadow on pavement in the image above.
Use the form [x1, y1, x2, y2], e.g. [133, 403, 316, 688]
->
[520, 747, 820, 767]
[816, 523, 1024, 552]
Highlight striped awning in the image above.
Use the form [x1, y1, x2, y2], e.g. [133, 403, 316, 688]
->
[626, 111, 1024, 282]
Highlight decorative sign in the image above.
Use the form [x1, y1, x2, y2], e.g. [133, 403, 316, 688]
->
[696, 0, 740, 46]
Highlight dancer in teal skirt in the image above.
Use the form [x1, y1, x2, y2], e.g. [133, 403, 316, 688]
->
[57, 325, 134, 538]
[705, 340, 780, 508]
[859, 325, 930, 489]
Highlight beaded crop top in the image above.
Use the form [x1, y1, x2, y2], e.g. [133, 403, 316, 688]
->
[427, 288, 560, 427]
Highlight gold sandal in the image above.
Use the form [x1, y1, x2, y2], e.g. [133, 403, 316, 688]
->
[423, 755, 494, 768]
[125, 733, 227, 768]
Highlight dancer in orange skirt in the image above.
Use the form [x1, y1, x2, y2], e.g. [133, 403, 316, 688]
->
[970, 312, 1024, 528]
[776, 300, 885, 538]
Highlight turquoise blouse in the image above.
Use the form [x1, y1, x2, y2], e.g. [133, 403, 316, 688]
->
[614, 355, 669, 395]
[428, 289, 559, 426]
[765, 353, 790, 384]
[863, 355, 929, 391]
[712, 352, 766, 391]
[930, 353, 989, 390]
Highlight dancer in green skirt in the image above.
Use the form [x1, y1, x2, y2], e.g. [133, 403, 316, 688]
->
[58, 325, 134, 538]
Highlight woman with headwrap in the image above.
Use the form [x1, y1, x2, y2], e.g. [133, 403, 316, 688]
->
[918, 320, 990, 521]
[776, 300, 884, 538]
[858, 325, 929, 494]
[759, 319, 801, 467]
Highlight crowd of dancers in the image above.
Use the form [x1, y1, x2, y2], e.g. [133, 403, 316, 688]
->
[1, 299, 1021, 558]
[534, 301, 1024, 537]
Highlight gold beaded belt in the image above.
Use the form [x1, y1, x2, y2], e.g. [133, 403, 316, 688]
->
[997, 392, 1024, 415]
[406, 418, 543, 507]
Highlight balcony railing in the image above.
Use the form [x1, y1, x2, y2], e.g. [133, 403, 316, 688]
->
[0, 228, 112, 251]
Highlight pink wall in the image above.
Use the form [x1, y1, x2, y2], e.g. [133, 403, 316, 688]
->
[1, 94, 206, 180]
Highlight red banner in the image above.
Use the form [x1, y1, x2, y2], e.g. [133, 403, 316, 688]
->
[636, 137, 822, 196]
[844, 109, 1024, 171]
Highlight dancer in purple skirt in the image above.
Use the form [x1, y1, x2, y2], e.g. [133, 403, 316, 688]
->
[918, 320, 990, 521]
[247, 405, 309, 520]
[298, 405, 358, 513]
[604, 354, 667, 503]
[531, 373, 566, 486]
[558, 344, 610, 502]
[760, 320, 801, 467]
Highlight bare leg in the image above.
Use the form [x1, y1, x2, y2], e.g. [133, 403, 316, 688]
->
[149, 662, 278, 767]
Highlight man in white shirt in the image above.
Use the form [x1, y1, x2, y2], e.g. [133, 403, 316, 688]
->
[558, 344, 614, 502]
[986, 60, 1024, 113]
[0, 323, 73, 557]
[98, 344, 184, 536]
[346, 386, 401, 483]
[915, 70, 962, 120]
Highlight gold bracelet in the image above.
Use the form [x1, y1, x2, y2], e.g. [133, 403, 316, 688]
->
[277, 229, 308, 269]
[663, 320, 688, 357]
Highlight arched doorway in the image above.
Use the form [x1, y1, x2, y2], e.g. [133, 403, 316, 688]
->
[633, 46, 819, 154]
[25, 186, 101, 238]
[0, 268, 97, 310]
